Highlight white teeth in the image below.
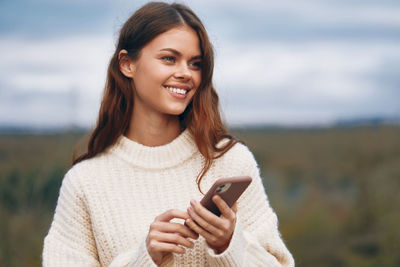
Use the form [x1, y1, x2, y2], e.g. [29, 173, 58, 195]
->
[165, 86, 188, 95]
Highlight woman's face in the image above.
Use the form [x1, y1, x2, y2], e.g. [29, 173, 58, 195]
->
[128, 25, 202, 118]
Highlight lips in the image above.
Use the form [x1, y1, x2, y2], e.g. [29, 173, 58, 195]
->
[164, 84, 191, 90]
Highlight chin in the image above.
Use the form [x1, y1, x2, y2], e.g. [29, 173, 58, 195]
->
[164, 104, 190, 116]
[167, 109, 187, 116]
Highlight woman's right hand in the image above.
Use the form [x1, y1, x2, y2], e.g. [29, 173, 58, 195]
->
[146, 209, 199, 266]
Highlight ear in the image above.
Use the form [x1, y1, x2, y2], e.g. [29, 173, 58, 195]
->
[118, 49, 135, 78]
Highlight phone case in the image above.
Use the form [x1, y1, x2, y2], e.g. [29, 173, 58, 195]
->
[200, 176, 252, 216]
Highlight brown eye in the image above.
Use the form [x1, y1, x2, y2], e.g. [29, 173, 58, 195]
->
[190, 61, 202, 69]
[161, 56, 175, 63]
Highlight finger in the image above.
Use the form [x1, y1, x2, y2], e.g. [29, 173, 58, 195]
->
[231, 202, 238, 213]
[212, 195, 235, 220]
[150, 231, 194, 249]
[151, 221, 198, 239]
[184, 221, 200, 239]
[185, 218, 215, 241]
[148, 240, 186, 254]
[190, 199, 221, 226]
[156, 209, 189, 222]
[187, 206, 222, 237]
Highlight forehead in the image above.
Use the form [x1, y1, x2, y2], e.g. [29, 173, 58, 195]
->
[143, 25, 201, 56]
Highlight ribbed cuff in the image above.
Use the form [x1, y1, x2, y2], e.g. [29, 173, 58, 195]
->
[205, 216, 247, 266]
[109, 237, 157, 267]
[131, 238, 158, 267]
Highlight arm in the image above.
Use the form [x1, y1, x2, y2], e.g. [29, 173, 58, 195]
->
[109, 209, 197, 267]
[204, 148, 295, 267]
[108, 237, 158, 267]
[42, 168, 100, 266]
[42, 168, 157, 267]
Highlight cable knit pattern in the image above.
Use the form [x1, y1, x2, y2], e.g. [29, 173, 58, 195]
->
[42, 129, 295, 266]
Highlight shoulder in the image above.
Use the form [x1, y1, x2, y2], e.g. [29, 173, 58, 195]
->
[217, 138, 258, 165]
[213, 138, 260, 176]
[68, 155, 104, 177]
[61, 153, 109, 189]
[199, 138, 261, 191]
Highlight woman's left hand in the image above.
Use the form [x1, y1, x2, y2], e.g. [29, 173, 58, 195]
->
[185, 195, 238, 254]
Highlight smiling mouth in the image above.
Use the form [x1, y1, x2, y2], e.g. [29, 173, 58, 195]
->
[163, 86, 190, 95]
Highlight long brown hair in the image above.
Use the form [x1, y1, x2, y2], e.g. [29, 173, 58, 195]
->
[73, 2, 241, 193]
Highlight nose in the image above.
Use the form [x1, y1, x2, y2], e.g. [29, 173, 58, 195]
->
[174, 63, 191, 80]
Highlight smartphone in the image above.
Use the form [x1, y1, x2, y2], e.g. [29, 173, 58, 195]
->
[200, 176, 252, 216]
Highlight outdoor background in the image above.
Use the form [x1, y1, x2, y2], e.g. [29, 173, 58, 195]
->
[1, 0, 399, 266]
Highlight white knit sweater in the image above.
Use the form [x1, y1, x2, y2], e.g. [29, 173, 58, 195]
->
[43, 129, 295, 266]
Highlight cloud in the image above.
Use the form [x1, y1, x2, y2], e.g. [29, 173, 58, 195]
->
[214, 40, 400, 125]
[0, 0, 399, 127]
[196, 0, 400, 42]
[0, 35, 114, 127]
[0, 35, 113, 92]
[1, 37, 399, 127]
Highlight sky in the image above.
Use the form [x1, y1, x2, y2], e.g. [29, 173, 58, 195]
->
[0, 0, 399, 128]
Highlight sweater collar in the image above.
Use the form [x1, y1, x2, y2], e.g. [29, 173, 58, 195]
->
[108, 128, 198, 169]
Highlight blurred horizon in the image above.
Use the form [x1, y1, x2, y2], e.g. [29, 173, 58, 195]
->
[1, 0, 399, 128]
[0, 116, 399, 134]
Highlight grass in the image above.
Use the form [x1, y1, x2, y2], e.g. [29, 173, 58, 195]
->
[1, 125, 399, 266]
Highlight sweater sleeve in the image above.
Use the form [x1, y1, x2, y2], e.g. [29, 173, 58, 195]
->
[42, 168, 101, 266]
[108, 236, 158, 267]
[205, 147, 295, 267]
[42, 168, 157, 267]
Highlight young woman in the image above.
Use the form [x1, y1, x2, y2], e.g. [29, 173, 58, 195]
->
[43, 2, 294, 266]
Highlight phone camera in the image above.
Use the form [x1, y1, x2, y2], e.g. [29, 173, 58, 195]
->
[216, 183, 228, 193]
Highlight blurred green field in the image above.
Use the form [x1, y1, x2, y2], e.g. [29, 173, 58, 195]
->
[1, 126, 399, 266]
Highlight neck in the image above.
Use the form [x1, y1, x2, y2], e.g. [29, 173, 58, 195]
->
[126, 107, 182, 147]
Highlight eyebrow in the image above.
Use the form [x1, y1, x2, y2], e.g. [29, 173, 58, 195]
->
[159, 48, 202, 60]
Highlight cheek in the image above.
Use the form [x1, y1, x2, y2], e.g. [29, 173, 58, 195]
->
[193, 72, 202, 89]
[148, 62, 172, 80]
